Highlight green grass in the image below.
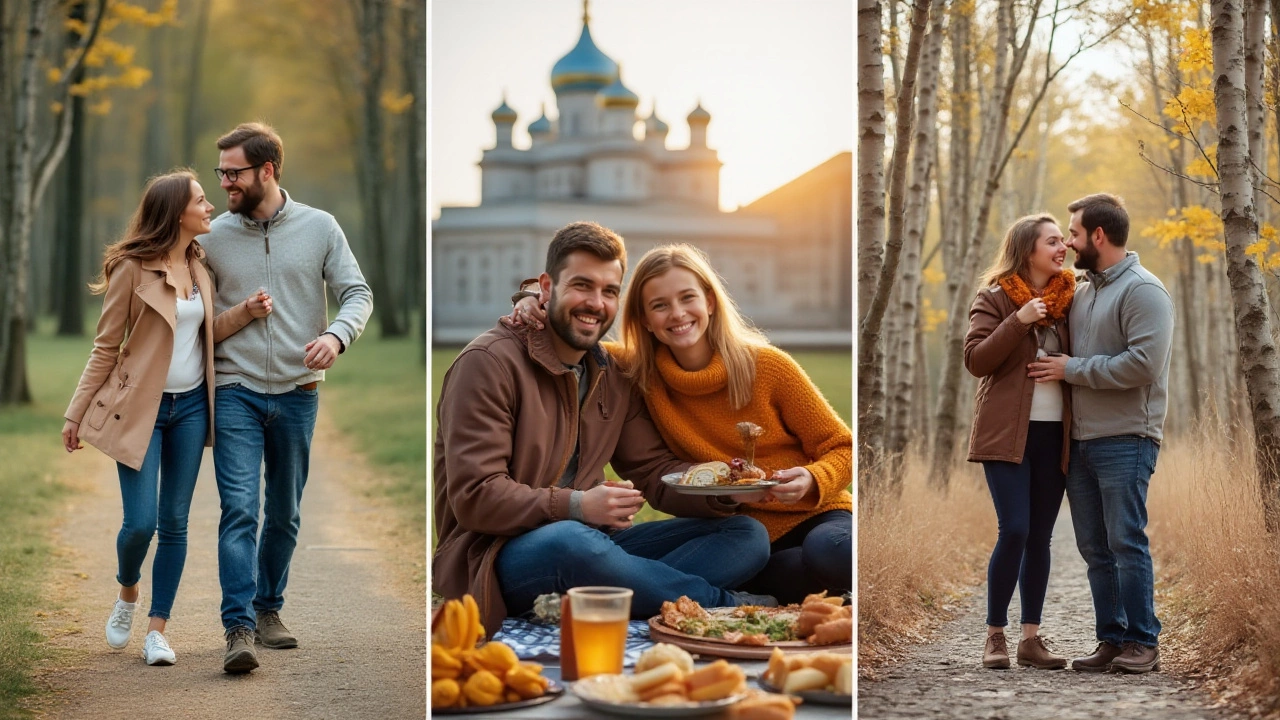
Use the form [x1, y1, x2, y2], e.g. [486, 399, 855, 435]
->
[0, 322, 88, 717]
[308, 330, 427, 580]
[430, 344, 852, 528]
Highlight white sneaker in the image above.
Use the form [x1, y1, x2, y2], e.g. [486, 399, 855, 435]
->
[142, 630, 176, 666]
[105, 598, 137, 649]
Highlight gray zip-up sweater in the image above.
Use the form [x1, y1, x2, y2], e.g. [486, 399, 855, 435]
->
[202, 189, 373, 394]
[1064, 252, 1174, 442]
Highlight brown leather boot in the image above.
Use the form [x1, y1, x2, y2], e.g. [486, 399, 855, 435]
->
[1110, 642, 1159, 674]
[1016, 635, 1067, 669]
[1070, 641, 1123, 672]
[983, 632, 1011, 669]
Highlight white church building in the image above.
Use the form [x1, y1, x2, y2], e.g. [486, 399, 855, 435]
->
[432, 3, 851, 346]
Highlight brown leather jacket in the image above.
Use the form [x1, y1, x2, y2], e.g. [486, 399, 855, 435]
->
[964, 286, 1072, 472]
[433, 322, 738, 637]
[65, 255, 254, 470]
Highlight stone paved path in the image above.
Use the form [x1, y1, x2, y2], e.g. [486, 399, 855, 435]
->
[857, 505, 1239, 720]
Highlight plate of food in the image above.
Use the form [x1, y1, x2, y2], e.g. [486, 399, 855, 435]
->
[432, 594, 563, 713]
[572, 646, 749, 717]
[647, 593, 853, 660]
[756, 647, 852, 707]
[661, 423, 780, 495]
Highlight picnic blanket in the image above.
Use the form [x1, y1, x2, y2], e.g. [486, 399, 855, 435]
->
[491, 618, 654, 668]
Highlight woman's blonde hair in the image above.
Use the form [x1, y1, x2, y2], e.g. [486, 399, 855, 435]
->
[90, 169, 203, 294]
[979, 213, 1060, 288]
[619, 244, 768, 409]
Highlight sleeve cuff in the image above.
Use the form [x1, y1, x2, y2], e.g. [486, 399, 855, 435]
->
[569, 490, 585, 522]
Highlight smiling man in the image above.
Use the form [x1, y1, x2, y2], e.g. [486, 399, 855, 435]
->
[1027, 193, 1174, 674]
[202, 122, 373, 673]
[433, 221, 773, 638]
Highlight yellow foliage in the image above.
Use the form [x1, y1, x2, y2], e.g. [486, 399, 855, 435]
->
[1197, 253, 1217, 264]
[1246, 240, 1269, 259]
[49, 101, 64, 114]
[1178, 27, 1213, 74]
[922, 267, 946, 286]
[47, 68, 62, 84]
[381, 91, 415, 115]
[88, 99, 112, 116]
[1133, 0, 1190, 35]
[921, 298, 947, 334]
[1164, 84, 1215, 127]
[1267, 254, 1280, 271]
[1262, 224, 1279, 243]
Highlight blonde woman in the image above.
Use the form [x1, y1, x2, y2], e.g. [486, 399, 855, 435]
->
[507, 243, 851, 604]
[63, 170, 271, 665]
[964, 213, 1075, 670]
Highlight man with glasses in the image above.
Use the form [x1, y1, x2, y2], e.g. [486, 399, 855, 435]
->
[201, 122, 373, 673]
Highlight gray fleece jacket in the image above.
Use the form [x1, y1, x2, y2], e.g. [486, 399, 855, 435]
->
[202, 189, 373, 394]
[1064, 252, 1174, 442]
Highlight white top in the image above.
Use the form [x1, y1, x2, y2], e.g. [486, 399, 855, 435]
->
[1029, 326, 1063, 422]
[164, 284, 206, 393]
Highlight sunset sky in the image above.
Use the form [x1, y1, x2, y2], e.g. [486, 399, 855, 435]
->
[428, 0, 852, 216]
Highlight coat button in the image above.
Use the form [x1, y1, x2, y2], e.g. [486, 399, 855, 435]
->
[114, 414, 120, 420]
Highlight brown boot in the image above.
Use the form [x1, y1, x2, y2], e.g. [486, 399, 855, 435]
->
[1110, 642, 1159, 674]
[983, 632, 1011, 669]
[1016, 635, 1067, 669]
[1070, 641, 1123, 672]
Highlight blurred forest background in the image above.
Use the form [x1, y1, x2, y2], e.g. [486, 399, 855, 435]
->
[858, 0, 1280, 712]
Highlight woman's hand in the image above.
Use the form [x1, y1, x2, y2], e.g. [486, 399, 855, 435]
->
[245, 289, 273, 319]
[767, 467, 816, 504]
[500, 295, 547, 330]
[1016, 298, 1047, 325]
[62, 420, 82, 453]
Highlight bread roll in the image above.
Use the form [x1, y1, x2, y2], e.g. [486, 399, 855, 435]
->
[682, 461, 730, 486]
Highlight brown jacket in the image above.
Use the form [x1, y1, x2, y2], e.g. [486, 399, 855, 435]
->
[433, 322, 739, 637]
[65, 255, 255, 470]
[964, 285, 1072, 472]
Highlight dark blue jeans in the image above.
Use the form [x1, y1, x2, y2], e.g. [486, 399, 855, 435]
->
[495, 517, 771, 619]
[116, 384, 208, 620]
[982, 421, 1066, 628]
[739, 509, 852, 604]
[1065, 435, 1161, 648]
[214, 384, 319, 632]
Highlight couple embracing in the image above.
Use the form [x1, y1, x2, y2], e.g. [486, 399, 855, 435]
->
[966, 193, 1174, 673]
[434, 221, 852, 637]
[61, 123, 373, 672]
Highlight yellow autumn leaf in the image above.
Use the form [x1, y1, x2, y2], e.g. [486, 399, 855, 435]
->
[1246, 240, 1268, 258]
[1179, 27, 1213, 74]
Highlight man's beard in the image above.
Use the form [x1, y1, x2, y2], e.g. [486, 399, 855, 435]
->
[547, 290, 613, 351]
[228, 175, 266, 216]
[1073, 240, 1100, 272]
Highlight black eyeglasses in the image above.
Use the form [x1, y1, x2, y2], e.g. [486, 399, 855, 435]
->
[214, 163, 264, 182]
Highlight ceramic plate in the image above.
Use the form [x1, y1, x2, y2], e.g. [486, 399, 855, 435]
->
[756, 676, 851, 707]
[572, 675, 746, 717]
[660, 472, 778, 495]
[433, 679, 565, 714]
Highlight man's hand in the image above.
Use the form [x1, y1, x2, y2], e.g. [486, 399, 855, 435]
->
[61, 420, 82, 453]
[1027, 353, 1069, 383]
[580, 482, 646, 530]
[767, 467, 816, 504]
[304, 333, 342, 371]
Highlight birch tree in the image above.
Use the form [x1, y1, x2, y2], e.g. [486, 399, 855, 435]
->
[857, 0, 887, 479]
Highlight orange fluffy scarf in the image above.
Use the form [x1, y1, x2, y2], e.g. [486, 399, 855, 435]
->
[998, 270, 1075, 327]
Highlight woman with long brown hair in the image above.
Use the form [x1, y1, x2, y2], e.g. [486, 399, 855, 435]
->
[507, 243, 852, 604]
[965, 213, 1075, 670]
[62, 169, 271, 666]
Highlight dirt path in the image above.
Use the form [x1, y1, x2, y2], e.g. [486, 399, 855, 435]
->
[858, 506, 1239, 720]
[27, 406, 425, 720]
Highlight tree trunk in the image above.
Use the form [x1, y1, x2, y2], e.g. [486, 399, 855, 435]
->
[143, 25, 170, 177]
[181, 0, 211, 167]
[887, 0, 946, 460]
[355, 0, 403, 337]
[54, 0, 87, 336]
[1212, 0, 1280, 528]
[857, 0, 886, 315]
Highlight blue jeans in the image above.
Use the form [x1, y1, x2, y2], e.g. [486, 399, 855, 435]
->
[116, 384, 207, 620]
[495, 517, 771, 619]
[214, 384, 319, 632]
[739, 510, 852, 604]
[1065, 436, 1161, 647]
[982, 421, 1066, 627]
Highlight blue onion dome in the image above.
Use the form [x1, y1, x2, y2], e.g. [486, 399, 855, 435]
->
[687, 101, 711, 124]
[646, 104, 669, 134]
[551, 3, 617, 93]
[491, 96, 517, 123]
[597, 65, 639, 108]
[528, 104, 552, 135]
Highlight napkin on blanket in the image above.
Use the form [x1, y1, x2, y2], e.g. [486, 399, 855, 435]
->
[491, 618, 654, 668]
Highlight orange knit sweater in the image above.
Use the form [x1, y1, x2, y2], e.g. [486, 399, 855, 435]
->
[635, 344, 852, 542]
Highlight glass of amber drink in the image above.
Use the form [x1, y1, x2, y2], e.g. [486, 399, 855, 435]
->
[568, 586, 633, 677]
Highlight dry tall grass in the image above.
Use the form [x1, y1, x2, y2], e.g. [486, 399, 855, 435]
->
[857, 454, 994, 674]
[1147, 427, 1280, 717]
